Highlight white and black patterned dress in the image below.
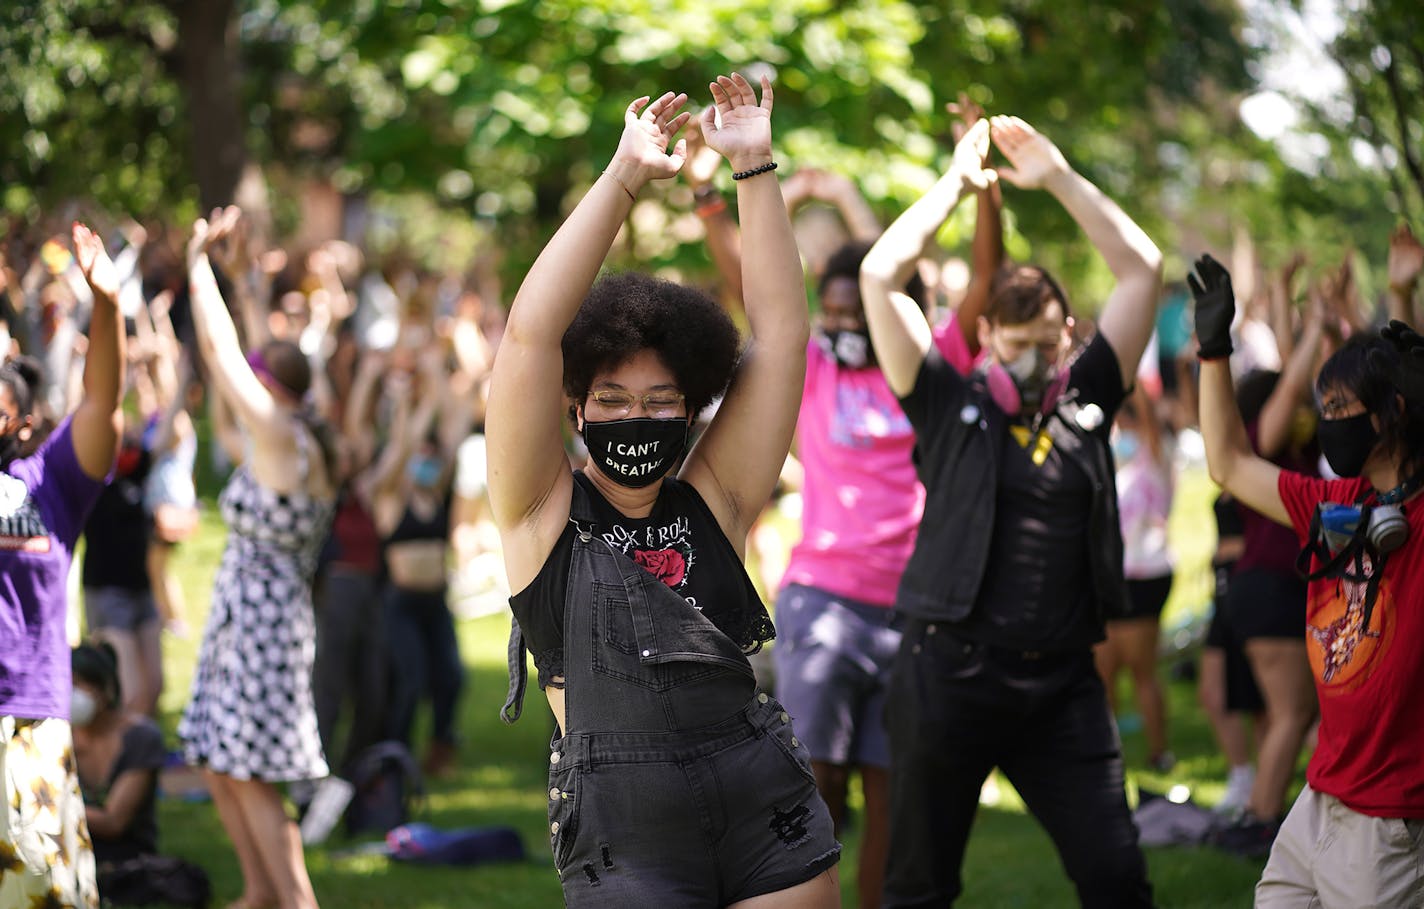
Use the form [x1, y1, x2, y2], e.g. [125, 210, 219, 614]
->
[180, 454, 335, 782]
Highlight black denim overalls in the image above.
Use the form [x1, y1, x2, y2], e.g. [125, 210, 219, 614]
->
[503, 478, 840, 907]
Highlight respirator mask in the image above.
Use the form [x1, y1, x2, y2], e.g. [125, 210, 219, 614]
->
[1297, 475, 1416, 630]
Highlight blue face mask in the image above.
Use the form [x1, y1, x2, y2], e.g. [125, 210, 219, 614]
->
[407, 455, 442, 488]
[1111, 429, 1139, 465]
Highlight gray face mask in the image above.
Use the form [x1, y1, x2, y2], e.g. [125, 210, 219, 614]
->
[70, 688, 98, 726]
[1001, 346, 1054, 412]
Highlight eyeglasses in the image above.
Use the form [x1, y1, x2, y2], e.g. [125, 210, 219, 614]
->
[589, 390, 686, 418]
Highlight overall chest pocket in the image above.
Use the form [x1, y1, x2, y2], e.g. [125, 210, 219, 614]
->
[589, 579, 738, 692]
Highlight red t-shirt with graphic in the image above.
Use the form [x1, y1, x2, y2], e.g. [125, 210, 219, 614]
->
[1279, 470, 1424, 818]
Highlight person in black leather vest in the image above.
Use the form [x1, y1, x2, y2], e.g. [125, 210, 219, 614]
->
[860, 114, 1163, 908]
[487, 75, 841, 908]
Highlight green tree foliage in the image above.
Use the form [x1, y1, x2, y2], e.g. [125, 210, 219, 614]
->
[0, 0, 1405, 300]
[1319, 0, 1424, 221]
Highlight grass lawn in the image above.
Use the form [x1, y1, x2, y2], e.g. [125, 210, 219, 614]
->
[141, 465, 1279, 907]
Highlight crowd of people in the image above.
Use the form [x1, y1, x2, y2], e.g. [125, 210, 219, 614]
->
[1, 71, 1422, 909]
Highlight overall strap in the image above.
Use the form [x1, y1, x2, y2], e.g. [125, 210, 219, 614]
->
[501, 473, 596, 726]
[500, 616, 527, 725]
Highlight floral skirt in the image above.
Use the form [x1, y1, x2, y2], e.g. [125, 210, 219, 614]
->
[0, 716, 99, 908]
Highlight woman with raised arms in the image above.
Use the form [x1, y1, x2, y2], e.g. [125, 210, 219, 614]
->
[489, 74, 840, 908]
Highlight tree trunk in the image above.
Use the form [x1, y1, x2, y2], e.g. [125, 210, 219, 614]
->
[175, 0, 247, 210]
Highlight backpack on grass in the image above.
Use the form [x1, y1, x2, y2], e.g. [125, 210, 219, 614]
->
[344, 740, 424, 837]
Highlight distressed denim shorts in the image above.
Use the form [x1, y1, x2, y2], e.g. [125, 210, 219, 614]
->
[772, 583, 902, 768]
[546, 693, 841, 907]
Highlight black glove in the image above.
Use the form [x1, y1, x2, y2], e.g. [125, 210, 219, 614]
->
[1372, 318, 1424, 404]
[1188, 253, 1235, 360]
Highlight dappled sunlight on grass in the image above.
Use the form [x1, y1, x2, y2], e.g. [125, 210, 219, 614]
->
[143, 472, 1270, 907]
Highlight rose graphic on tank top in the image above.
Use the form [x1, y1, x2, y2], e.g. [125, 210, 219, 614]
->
[601, 515, 696, 593]
[1306, 558, 1393, 694]
[633, 548, 687, 586]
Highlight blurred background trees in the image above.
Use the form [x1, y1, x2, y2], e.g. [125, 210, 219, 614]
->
[0, 0, 1412, 303]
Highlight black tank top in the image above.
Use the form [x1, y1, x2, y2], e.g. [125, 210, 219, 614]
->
[508, 472, 774, 690]
[384, 493, 451, 546]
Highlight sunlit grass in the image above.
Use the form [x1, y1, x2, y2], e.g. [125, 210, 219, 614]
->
[141, 463, 1270, 907]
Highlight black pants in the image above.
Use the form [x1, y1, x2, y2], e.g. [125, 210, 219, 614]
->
[384, 585, 465, 746]
[884, 619, 1153, 908]
[313, 568, 388, 775]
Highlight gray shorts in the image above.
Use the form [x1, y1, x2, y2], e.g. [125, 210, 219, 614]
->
[547, 694, 841, 907]
[772, 583, 902, 768]
[84, 587, 159, 633]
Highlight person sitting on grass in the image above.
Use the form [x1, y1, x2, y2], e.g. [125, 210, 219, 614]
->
[71, 642, 167, 867]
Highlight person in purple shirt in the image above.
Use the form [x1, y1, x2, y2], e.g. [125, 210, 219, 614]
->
[0, 223, 124, 908]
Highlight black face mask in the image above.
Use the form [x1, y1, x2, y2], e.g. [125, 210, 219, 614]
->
[1317, 412, 1378, 478]
[817, 329, 875, 369]
[582, 417, 689, 488]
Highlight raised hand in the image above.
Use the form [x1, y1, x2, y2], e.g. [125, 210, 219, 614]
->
[946, 92, 986, 144]
[1388, 222, 1424, 291]
[1188, 254, 1235, 360]
[951, 119, 995, 191]
[1374, 319, 1424, 404]
[71, 222, 121, 304]
[187, 206, 243, 270]
[682, 110, 724, 187]
[700, 73, 774, 173]
[609, 92, 692, 189]
[209, 212, 250, 278]
[989, 116, 1071, 190]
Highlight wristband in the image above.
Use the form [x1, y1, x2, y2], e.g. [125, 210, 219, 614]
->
[603, 170, 637, 202]
[695, 195, 727, 219]
[731, 162, 778, 181]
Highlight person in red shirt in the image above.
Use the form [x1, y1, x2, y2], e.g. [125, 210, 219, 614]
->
[1193, 252, 1424, 907]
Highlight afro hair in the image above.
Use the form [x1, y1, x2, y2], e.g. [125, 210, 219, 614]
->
[562, 271, 741, 419]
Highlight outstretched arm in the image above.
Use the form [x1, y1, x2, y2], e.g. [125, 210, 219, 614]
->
[487, 91, 691, 532]
[683, 115, 746, 310]
[807, 170, 882, 242]
[1256, 292, 1325, 458]
[991, 116, 1162, 389]
[680, 74, 808, 545]
[70, 224, 124, 480]
[1191, 254, 1288, 525]
[946, 97, 1004, 356]
[1387, 222, 1422, 327]
[1269, 254, 1304, 364]
[861, 119, 993, 397]
[187, 207, 281, 433]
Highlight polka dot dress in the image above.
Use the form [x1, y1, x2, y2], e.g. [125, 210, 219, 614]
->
[180, 463, 335, 782]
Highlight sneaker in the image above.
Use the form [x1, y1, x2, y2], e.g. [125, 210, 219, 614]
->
[1210, 813, 1280, 859]
[1216, 765, 1255, 815]
[300, 776, 355, 845]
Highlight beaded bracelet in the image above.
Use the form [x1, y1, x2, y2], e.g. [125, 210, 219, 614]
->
[731, 161, 778, 181]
